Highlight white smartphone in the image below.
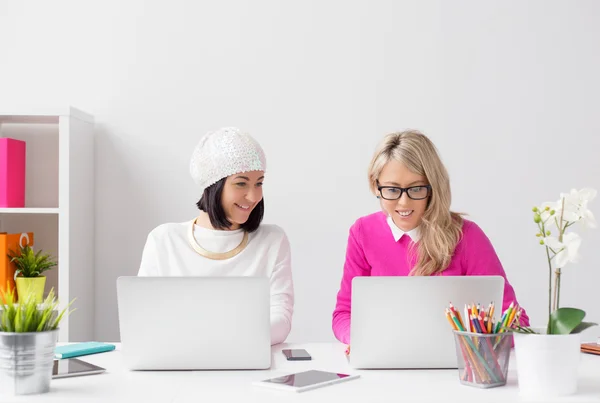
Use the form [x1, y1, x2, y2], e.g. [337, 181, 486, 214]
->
[52, 358, 106, 379]
[253, 370, 359, 393]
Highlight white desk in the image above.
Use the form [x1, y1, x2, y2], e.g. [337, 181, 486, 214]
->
[6, 343, 600, 403]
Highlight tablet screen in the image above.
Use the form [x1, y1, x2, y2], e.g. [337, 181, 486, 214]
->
[52, 358, 105, 378]
[262, 370, 352, 388]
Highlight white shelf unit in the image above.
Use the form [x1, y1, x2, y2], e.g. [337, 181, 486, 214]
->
[0, 107, 95, 342]
[0, 208, 61, 214]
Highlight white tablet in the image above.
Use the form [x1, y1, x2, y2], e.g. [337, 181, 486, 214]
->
[253, 370, 359, 393]
[52, 358, 106, 379]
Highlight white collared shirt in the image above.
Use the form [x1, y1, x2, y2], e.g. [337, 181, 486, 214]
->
[386, 215, 421, 242]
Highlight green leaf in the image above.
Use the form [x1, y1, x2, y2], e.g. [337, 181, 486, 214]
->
[571, 321, 598, 334]
[549, 307, 586, 334]
[6, 245, 56, 278]
[510, 325, 539, 334]
[0, 286, 73, 333]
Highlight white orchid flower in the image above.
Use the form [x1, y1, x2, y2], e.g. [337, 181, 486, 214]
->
[581, 208, 597, 229]
[557, 188, 597, 228]
[544, 232, 582, 268]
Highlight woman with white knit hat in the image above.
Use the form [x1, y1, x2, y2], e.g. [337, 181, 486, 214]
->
[138, 127, 294, 345]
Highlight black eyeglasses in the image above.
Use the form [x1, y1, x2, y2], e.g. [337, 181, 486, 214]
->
[377, 184, 432, 200]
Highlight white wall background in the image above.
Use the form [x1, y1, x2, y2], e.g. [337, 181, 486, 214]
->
[1, 0, 599, 343]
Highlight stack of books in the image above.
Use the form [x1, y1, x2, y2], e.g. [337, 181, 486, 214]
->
[581, 339, 600, 356]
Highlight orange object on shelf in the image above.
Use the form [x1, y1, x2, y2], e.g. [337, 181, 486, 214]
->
[0, 232, 34, 295]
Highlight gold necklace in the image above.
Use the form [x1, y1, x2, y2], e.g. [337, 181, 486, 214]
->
[188, 218, 249, 260]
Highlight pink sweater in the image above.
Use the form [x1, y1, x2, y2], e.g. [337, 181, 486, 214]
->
[332, 212, 530, 344]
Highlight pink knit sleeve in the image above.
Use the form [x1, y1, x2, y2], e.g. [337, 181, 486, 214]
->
[332, 219, 372, 344]
[462, 222, 530, 327]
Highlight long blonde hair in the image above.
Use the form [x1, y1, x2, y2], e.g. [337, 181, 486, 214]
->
[368, 130, 464, 276]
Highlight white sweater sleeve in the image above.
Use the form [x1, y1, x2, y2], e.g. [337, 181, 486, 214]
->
[138, 231, 159, 276]
[269, 231, 294, 345]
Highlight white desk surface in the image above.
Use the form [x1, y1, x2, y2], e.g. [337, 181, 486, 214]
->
[5, 342, 600, 403]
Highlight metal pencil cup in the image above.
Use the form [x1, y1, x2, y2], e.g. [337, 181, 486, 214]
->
[452, 330, 512, 388]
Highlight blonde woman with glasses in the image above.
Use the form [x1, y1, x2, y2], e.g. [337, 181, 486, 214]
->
[332, 130, 529, 345]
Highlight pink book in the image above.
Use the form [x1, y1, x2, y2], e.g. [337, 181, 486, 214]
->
[0, 138, 26, 208]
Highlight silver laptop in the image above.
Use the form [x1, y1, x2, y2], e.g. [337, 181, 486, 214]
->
[116, 276, 271, 370]
[349, 275, 505, 369]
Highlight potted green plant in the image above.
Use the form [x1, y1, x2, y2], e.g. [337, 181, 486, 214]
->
[513, 188, 597, 397]
[8, 245, 57, 303]
[0, 286, 73, 395]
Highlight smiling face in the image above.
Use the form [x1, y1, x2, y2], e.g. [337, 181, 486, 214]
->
[377, 159, 430, 232]
[221, 171, 264, 230]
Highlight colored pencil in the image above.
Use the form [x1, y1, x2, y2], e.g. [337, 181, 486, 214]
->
[444, 301, 513, 385]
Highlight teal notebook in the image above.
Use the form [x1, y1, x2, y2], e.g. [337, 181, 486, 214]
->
[55, 342, 115, 359]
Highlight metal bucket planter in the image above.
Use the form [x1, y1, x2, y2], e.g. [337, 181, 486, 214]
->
[0, 329, 58, 395]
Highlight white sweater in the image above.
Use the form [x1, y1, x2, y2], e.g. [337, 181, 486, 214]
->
[138, 220, 294, 345]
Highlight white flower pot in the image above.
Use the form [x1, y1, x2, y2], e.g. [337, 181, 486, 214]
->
[513, 330, 581, 397]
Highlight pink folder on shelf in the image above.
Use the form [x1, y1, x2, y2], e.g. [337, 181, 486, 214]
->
[0, 138, 26, 208]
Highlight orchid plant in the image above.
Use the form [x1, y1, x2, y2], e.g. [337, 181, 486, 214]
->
[515, 188, 597, 335]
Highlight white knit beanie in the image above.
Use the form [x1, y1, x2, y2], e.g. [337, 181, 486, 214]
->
[189, 127, 267, 193]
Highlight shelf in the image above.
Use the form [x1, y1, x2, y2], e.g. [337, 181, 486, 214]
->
[0, 107, 94, 124]
[0, 208, 60, 214]
[0, 105, 94, 342]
